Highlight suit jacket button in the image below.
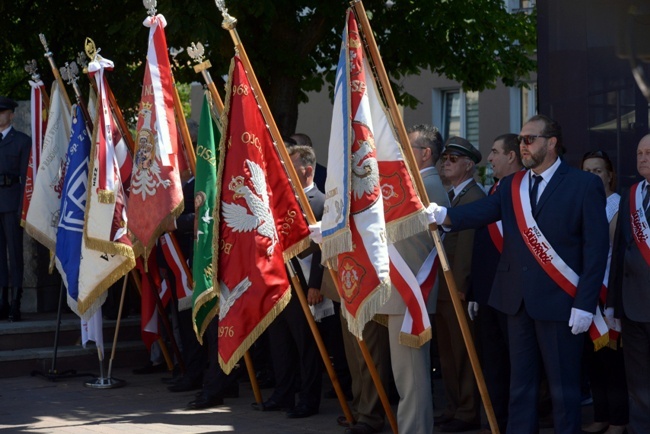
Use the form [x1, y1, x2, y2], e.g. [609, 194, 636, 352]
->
[522, 266, 528, 271]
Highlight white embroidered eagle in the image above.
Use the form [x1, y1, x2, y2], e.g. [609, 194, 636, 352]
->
[222, 159, 279, 257]
[351, 137, 379, 200]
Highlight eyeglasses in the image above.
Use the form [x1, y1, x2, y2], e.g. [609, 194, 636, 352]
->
[517, 135, 552, 145]
[440, 154, 466, 163]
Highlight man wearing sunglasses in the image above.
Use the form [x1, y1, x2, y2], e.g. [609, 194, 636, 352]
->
[427, 115, 609, 434]
[434, 136, 484, 433]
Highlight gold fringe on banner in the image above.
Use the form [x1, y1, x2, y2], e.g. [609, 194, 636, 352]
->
[341, 278, 391, 339]
[321, 228, 352, 266]
[399, 327, 433, 348]
[219, 286, 291, 375]
[97, 189, 116, 204]
[385, 210, 429, 244]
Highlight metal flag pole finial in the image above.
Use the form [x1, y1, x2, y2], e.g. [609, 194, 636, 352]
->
[24, 59, 41, 81]
[84, 37, 100, 61]
[143, 0, 157, 16]
[215, 0, 237, 29]
[60, 62, 79, 87]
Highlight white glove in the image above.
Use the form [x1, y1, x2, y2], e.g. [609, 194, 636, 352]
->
[568, 307, 593, 335]
[468, 301, 479, 321]
[424, 202, 446, 225]
[308, 221, 322, 244]
[604, 307, 621, 332]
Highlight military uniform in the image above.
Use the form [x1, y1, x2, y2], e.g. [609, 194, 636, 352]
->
[0, 97, 31, 321]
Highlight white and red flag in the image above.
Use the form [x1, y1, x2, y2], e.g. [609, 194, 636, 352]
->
[24, 81, 71, 250]
[215, 55, 310, 374]
[21, 79, 48, 226]
[128, 13, 183, 256]
[84, 54, 136, 299]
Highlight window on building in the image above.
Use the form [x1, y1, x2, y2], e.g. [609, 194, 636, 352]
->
[521, 83, 537, 125]
[439, 89, 479, 143]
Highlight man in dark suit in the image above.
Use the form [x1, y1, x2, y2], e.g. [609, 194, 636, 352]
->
[0, 97, 30, 321]
[467, 133, 522, 433]
[434, 136, 484, 433]
[253, 144, 323, 418]
[608, 133, 650, 434]
[428, 115, 609, 434]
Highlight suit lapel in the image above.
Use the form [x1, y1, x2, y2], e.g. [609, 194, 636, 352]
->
[534, 161, 568, 215]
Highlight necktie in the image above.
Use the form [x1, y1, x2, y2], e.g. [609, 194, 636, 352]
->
[448, 189, 455, 203]
[530, 174, 542, 214]
[0, 133, 3, 141]
[644, 185, 650, 213]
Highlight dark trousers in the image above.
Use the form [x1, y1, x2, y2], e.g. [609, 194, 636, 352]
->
[622, 317, 650, 434]
[0, 211, 23, 288]
[586, 342, 629, 426]
[507, 306, 584, 434]
[476, 303, 510, 432]
[267, 291, 322, 410]
[202, 318, 238, 399]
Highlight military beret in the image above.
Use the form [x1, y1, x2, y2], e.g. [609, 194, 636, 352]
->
[442, 136, 482, 164]
[0, 96, 18, 112]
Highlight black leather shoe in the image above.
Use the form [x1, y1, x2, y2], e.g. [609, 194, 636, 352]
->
[168, 380, 202, 392]
[133, 362, 166, 375]
[187, 396, 224, 410]
[439, 418, 481, 433]
[286, 404, 318, 419]
[251, 398, 288, 411]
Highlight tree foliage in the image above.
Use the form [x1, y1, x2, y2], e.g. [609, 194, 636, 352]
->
[1, 0, 536, 135]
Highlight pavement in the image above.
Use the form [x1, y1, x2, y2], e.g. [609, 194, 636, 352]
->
[0, 364, 596, 433]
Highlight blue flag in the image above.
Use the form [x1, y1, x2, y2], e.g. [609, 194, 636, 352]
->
[55, 105, 90, 302]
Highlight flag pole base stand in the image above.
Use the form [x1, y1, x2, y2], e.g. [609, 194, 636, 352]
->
[84, 377, 126, 389]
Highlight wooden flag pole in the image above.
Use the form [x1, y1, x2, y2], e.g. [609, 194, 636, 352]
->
[38, 34, 73, 111]
[351, 2, 499, 433]
[216, 7, 355, 424]
[171, 78, 197, 176]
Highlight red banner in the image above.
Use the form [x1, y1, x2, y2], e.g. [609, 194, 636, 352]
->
[215, 55, 310, 374]
[128, 14, 183, 254]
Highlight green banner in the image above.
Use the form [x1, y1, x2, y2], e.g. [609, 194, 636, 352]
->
[192, 92, 221, 343]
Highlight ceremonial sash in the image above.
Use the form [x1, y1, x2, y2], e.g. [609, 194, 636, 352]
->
[159, 232, 193, 311]
[487, 183, 503, 253]
[388, 244, 438, 347]
[630, 182, 650, 267]
[512, 171, 608, 348]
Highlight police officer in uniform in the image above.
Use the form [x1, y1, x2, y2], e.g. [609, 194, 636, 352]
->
[0, 97, 30, 321]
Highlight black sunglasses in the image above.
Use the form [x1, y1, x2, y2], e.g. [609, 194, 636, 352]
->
[517, 135, 552, 145]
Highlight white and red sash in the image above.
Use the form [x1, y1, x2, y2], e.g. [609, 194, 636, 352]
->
[512, 171, 608, 348]
[630, 182, 650, 267]
[487, 182, 503, 253]
[388, 244, 439, 347]
[159, 232, 193, 311]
